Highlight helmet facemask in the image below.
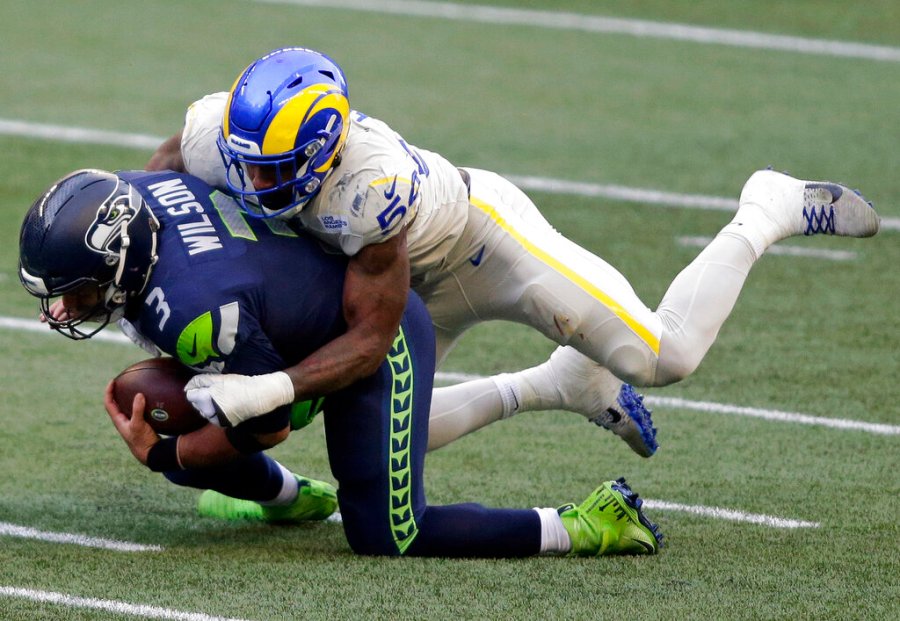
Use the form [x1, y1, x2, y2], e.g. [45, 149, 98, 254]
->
[218, 128, 337, 218]
[35, 279, 124, 341]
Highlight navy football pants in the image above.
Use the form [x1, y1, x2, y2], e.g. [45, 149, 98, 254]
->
[166, 293, 541, 557]
[323, 293, 540, 557]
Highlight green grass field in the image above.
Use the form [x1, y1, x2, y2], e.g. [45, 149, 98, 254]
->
[0, 1, 897, 619]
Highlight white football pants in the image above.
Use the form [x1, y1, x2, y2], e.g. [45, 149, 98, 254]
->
[416, 168, 757, 387]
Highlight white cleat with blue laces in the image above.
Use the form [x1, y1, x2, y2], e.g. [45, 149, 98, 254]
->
[540, 346, 658, 458]
[733, 170, 880, 256]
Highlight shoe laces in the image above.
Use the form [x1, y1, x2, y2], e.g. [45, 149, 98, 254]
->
[802, 205, 836, 235]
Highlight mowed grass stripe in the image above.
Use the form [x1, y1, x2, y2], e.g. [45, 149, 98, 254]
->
[2, 119, 898, 230]
[252, 0, 900, 62]
[3, 315, 897, 436]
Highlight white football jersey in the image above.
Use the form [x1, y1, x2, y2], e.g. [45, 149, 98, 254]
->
[180, 94, 470, 278]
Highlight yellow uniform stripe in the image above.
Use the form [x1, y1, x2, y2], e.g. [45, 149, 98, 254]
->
[470, 196, 661, 354]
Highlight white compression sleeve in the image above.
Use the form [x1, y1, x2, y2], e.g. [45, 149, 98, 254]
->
[653, 231, 757, 385]
[427, 378, 508, 451]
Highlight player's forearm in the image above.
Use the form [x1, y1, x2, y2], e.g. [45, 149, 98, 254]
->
[284, 254, 409, 397]
[283, 326, 398, 398]
[153, 425, 288, 469]
[175, 424, 242, 468]
[281, 231, 411, 398]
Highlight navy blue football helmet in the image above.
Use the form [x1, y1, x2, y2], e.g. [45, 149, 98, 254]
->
[217, 47, 351, 219]
[18, 169, 159, 339]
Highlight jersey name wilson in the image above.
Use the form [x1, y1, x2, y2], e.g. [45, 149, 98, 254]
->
[148, 177, 224, 256]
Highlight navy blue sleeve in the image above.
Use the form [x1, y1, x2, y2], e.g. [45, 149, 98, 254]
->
[137, 293, 292, 433]
[220, 310, 293, 434]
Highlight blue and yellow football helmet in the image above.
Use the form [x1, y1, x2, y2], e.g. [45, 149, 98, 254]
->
[217, 47, 351, 218]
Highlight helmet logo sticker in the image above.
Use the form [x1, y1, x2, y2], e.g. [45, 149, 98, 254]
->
[86, 195, 135, 256]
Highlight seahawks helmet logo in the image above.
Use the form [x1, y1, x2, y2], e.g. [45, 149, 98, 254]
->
[85, 189, 137, 257]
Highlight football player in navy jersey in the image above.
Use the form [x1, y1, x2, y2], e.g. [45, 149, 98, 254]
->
[19, 168, 663, 558]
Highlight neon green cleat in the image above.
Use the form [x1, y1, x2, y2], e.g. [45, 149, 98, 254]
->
[197, 475, 338, 523]
[559, 478, 663, 556]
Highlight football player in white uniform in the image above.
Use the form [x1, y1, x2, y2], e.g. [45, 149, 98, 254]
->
[148, 47, 880, 457]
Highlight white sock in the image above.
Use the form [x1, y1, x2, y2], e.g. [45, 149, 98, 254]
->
[722, 170, 806, 259]
[512, 364, 561, 412]
[492, 373, 524, 418]
[258, 462, 298, 506]
[720, 217, 769, 260]
[534, 507, 571, 555]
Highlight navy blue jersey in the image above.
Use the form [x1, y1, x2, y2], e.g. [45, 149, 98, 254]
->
[119, 170, 348, 429]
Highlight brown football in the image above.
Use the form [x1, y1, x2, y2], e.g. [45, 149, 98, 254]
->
[112, 357, 206, 435]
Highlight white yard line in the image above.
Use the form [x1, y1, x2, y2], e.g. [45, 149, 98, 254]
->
[0, 521, 162, 552]
[0, 587, 251, 621]
[3, 315, 897, 437]
[650, 396, 900, 436]
[253, 0, 900, 63]
[2, 118, 898, 230]
[677, 236, 858, 261]
[0, 315, 132, 344]
[641, 501, 820, 529]
[0, 118, 161, 149]
[507, 174, 738, 211]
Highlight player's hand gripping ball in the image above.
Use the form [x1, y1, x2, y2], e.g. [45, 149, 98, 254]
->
[112, 357, 206, 435]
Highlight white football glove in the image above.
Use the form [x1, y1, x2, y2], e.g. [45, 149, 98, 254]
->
[184, 371, 295, 428]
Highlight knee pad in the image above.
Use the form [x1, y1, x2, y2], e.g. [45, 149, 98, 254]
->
[653, 334, 703, 386]
[604, 342, 658, 386]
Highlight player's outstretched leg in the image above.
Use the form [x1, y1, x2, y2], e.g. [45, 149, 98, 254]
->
[197, 474, 337, 523]
[513, 346, 658, 457]
[559, 478, 663, 556]
[730, 169, 880, 257]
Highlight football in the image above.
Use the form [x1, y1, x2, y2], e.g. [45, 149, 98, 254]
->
[112, 357, 206, 435]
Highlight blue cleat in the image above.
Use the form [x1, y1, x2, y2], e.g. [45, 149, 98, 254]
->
[591, 384, 658, 458]
[534, 346, 658, 458]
